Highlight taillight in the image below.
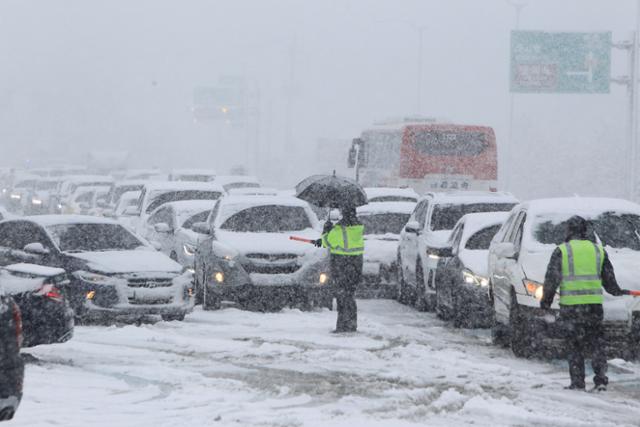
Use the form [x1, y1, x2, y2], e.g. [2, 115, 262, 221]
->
[35, 283, 64, 303]
[11, 302, 23, 348]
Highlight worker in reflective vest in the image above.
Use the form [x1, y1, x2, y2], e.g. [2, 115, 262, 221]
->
[315, 206, 364, 333]
[541, 216, 631, 391]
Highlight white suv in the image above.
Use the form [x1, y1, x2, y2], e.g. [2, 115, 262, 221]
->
[488, 197, 640, 359]
[397, 191, 518, 310]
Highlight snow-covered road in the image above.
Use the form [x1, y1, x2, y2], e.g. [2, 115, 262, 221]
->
[11, 300, 640, 427]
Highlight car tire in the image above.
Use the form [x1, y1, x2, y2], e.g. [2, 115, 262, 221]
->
[397, 256, 409, 305]
[451, 291, 465, 328]
[435, 274, 450, 320]
[509, 290, 534, 358]
[414, 264, 434, 312]
[161, 313, 186, 322]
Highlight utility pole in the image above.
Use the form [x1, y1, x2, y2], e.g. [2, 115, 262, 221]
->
[505, 0, 527, 192]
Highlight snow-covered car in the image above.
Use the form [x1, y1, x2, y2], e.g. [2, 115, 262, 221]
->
[0, 215, 194, 323]
[434, 212, 508, 328]
[142, 200, 215, 267]
[128, 181, 225, 233]
[1, 263, 74, 347]
[63, 186, 111, 215]
[228, 187, 278, 196]
[122, 169, 166, 181]
[106, 180, 146, 207]
[112, 190, 142, 229]
[57, 175, 114, 213]
[6, 175, 38, 213]
[398, 191, 518, 311]
[213, 175, 260, 192]
[169, 168, 216, 182]
[27, 177, 66, 215]
[488, 198, 640, 359]
[356, 201, 415, 298]
[365, 187, 419, 203]
[0, 286, 23, 421]
[0, 207, 14, 222]
[193, 195, 331, 311]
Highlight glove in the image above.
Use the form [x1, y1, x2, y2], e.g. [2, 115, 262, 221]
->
[622, 289, 632, 295]
[322, 220, 333, 234]
[313, 239, 322, 248]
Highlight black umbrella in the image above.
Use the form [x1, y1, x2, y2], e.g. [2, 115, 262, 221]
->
[295, 173, 368, 208]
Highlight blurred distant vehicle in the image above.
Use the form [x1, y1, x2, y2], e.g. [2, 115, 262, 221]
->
[6, 175, 38, 214]
[0, 286, 23, 421]
[213, 175, 260, 192]
[27, 177, 67, 215]
[1, 263, 74, 347]
[112, 190, 142, 230]
[169, 169, 216, 182]
[105, 180, 146, 208]
[142, 200, 215, 267]
[57, 175, 114, 211]
[122, 169, 166, 181]
[63, 186, 110, 215]
[0, 207, 14, 222]
[130, 181, 225, 233]
[398, 191, 518, 311]
[348, 117, 498, 193]
[357, 201, 415, 298]
[193, 195, 331, 311]
[228, 187, 278, 196]
[0, 215, 194, 323]
[434, 212, 508, 328]
[364, 187, 419, 203]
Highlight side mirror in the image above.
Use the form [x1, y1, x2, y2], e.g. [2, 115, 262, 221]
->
[23, 242, 50, 256]
[404, 220, 420, 234]
[192, 222, 211, 235]
[494, 242, 518, 260]
[427, 246, 452, 259]
[153, 223, 172, 233]
[122, 206, 140, 217]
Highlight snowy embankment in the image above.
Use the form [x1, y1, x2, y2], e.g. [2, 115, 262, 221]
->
[12, 300, 640, 427]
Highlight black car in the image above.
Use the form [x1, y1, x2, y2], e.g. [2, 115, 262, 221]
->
[0, 289, 23, 421]
[0, 215, 194, 323]
[434, 212, 508, 328]
[1, 263, 74, 347]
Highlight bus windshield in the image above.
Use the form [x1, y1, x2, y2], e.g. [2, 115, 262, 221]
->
[411, 130, 488, 156]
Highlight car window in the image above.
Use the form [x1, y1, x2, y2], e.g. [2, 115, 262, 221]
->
[0, 221, 52, 250]
[207, 200, 221, 227]
[182, 210, 210, 230]
[417, 201, 430, 228]
[75, 191, 94, 203]
[368, 196, 417, 203]
[358, 213, 411, 235]
[449, 223, 464, 253]
[148, 207, 173, 226]
[498, 211, 519, 243]
[430, 203, 516, 231]
[465, 225, 502, 250]
[509, 213, 527, 249]
[47, 223, 143, 252]
[146, 190, 222, 213]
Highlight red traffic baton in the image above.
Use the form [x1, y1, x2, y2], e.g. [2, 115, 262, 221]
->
[629, 290, 640, 297]
[289, 236, 315, 244]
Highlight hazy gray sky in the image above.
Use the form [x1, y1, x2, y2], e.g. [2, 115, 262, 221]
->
[0, 0, 637, 199]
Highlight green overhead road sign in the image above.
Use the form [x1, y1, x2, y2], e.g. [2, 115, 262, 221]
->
[510, 31, 612, 94]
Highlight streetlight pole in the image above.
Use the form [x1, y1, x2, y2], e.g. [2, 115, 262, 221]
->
[505, 0, 527, 192]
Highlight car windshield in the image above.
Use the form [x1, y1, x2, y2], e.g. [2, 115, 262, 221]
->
[220, 205, 311, 232]
[47, 223, 144, 252]
[465, 224, 502, 250]
[175, 175, 214, 182]
[431, 203, 515, 231]
[533, 212, 640, 250]
[223, 182, 259, 191]
[112, 185, 143, 204]
[146, 190, 222, 213]
[368, 196, 417, 203]
[359, 213, 410, 235]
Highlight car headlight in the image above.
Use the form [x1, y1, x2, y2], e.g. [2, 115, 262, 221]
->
[75, 271, 113, 285]
[10, 193, 21, 200]
[462, 269, 489, 287]
[319, 272, 328, 285]
[32, 198, 43, 205]
[183, 243, 196, 256]
[524, 279, 545, 301]
[212, 271, 224, 283]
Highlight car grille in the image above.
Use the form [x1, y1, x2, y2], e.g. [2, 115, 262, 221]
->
[242, 253, 301, 274]
[245, 253, 298, 261]
[127, 278, 174, 288]
[128, 296, 174, 305]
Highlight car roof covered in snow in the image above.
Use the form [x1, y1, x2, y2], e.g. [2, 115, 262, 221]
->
[357, 201, 416, 215]
[426, 191, 518, 206]
[213, 175, 260, 185]
[143, 180, 225, 193]
[228, 187, 279, 196]
[219, 195, 308, 208]
[61, 175, 114, 183]
[12, 214, 119, 227]
[520, 197, 640, 217]
[113, 180, 149, 187]
[364, 187, 419, 200]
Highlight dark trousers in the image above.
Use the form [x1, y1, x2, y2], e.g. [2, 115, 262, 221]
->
[561, 305, 608, 388]
[331, 255, 362, 332]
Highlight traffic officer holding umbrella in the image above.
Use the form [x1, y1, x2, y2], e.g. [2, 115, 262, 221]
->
[294, 173, 368, 333]
[540, 216, 632, 391]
